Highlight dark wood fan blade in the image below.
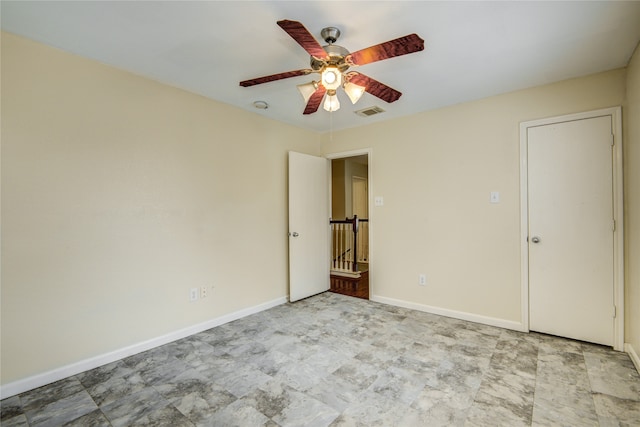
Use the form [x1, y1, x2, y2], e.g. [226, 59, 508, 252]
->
[348, 73, 402, 103]
[239, 69, 311, 87]
[346, 33, 424, 66]
[303, 85, 327, 115]
[277, 20, 328, 60]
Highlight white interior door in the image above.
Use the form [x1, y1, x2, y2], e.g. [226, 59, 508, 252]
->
[528, 116, 614, 346]
[288, 151, 329, 302]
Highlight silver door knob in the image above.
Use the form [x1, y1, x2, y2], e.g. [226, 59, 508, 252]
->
[531, 236, 540, 243]
[290, 232, 299, 237]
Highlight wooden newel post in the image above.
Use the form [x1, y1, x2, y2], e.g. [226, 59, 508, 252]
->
[352, 215, 359, 273]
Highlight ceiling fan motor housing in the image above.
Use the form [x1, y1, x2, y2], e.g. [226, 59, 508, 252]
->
[311, 45, 350, 72]
[309, 27, 351, 72]
[321, 27, 341, 44]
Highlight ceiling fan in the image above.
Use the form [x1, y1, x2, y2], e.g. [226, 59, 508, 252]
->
[239, 20, 425, 114]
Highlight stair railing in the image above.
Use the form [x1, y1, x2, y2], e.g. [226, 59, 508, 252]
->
[330, 215, 368, 275]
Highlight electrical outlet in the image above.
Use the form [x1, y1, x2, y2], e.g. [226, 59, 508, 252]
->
[419, 274, 427, 286]
[190, 288, 199, 302]
[201, 286, 208, 299]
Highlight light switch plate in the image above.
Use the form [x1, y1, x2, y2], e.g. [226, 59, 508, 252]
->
[490, 191, 500, 203]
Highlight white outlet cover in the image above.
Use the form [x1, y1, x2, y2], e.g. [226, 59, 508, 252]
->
[375, 196, 384, 207]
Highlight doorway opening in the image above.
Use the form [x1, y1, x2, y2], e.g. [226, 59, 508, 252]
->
[329, 153, 370, 299]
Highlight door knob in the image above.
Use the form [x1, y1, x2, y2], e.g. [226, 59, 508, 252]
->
[531, 236, 540, 243]
[290, 232, 299, 237]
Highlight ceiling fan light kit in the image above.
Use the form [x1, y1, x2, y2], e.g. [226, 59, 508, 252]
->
[296, 81, 318, 103]
[321, 66, 342, 90]
[344, 82, 366, 104]
[323, 92, 340, 112]
[239, 20, 424, 115]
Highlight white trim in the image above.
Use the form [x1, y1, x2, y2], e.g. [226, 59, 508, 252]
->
[325, 148, 373, 161]
[625, 343, 640, 374]
[612, 109, 625, 351]
[0, 296, 287, 399]
[519, 122, 530, 333]
[519, 107, 624, 351]
[371, 295, 526, 332]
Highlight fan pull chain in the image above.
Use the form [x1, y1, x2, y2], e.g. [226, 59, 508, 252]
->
[330, 110, 334, 141]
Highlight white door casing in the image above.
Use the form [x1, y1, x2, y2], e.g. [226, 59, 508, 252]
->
[520, 107, 624, 350]
[288, 151, 330, 302]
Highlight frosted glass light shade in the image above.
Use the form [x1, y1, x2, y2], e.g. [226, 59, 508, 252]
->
[323, 93, 340, 112]
[321, 67, 342, 90]
[344, 82, 365, 104]
[296, 81, 317, 103]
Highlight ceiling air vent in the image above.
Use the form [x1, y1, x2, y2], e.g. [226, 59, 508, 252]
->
[355, 106, 385, 117]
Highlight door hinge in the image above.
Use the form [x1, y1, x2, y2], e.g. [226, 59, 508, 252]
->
[612, 219, 616, 232]
[613, 305, 617, 318]
[610, 133, 615, 146]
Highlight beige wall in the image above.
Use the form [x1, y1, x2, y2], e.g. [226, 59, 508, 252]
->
[343, 158, 368, 219]
[2, 30, 637, 389]
[624, 42, 640, 361]
[1, 32, 320, 385]
[331, 159, 346, 219]
[322, 69, 627, 324]
[331, 157, 368, 219]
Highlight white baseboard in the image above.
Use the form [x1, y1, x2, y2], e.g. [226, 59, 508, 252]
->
[625, 343, 640, 374]
[370, 294, 527, 332]
[0, 296, 287, 399]
[370, 296, 639, 375]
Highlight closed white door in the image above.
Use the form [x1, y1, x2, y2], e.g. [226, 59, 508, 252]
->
[528, 116, 614, 346]
[288, 151, 330, 302]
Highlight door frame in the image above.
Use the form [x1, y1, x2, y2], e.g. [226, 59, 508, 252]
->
[519, 107, 624, 350]
[326, 148, 373, 290]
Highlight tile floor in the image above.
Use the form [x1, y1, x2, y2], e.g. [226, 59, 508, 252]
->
[1, 292, 639, 426]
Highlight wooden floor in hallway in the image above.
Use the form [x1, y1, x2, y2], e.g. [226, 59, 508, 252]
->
[330, 270, 369, 299]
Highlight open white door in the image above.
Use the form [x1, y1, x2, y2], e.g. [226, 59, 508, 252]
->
[288, 151, 330, 302]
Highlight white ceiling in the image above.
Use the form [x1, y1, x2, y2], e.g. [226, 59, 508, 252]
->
[2, 1, 640, 133]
